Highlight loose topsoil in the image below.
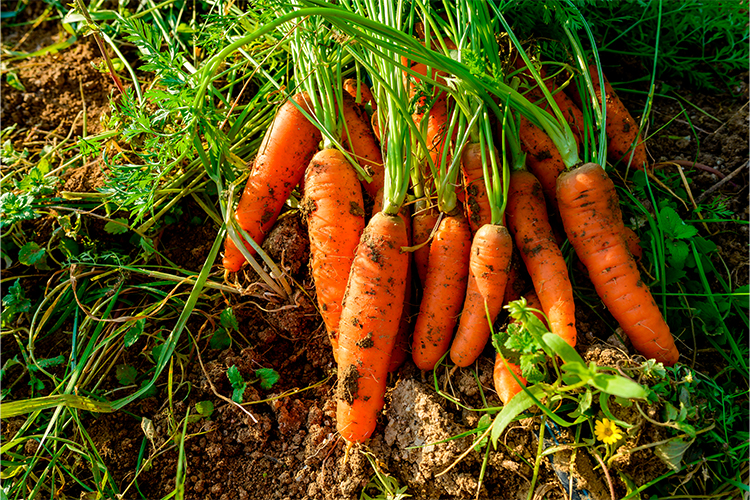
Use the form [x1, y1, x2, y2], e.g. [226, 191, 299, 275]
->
[1, 5, 748, 500]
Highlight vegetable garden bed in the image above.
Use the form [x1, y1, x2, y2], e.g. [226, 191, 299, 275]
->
[1, 1, 748, 499]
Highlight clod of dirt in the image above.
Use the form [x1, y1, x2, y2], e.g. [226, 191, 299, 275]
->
[383, 378, 477, 499]
[262, 214, 309, 276]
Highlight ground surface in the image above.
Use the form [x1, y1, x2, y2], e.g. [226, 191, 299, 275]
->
[1, 5, 748, 500]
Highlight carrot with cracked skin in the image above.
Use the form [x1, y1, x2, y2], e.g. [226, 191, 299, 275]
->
[336, 212, 409, 442]
[412, 210, 472, 371]
[557, 163, 678, 365]
[223, 92, 321, 272]
[506, 169, 577, 347]
[341, 91, 384, 198]
[304, 149, 365, 362]
[493, 292, 544, 405]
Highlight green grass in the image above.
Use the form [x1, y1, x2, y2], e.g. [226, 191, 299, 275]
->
[1, 1, 748, 499]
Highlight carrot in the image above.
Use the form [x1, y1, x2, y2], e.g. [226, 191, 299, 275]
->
[622, 226, 643, 261]
[304, 149, 366, 362]
[517, 111, 567, 213]
[341, 91, 385, 198]
[493, 360, 527, 406]
[556, 163, 679, 365]
[374, 190, 413, 373]
[411, 199, 439, 285]
[506, 169, 577, 347]
[493, 292, 544, 405]
[449, 223, 513, 367]
[223, 92, 321, 272]
[461, 143, 494, 234]
[502, 247, 527, 306]
[343, 78, 376, 112]
[582, 65, 648, 170]
[411, 210, 472, 371]
[336, 212, 409, 442]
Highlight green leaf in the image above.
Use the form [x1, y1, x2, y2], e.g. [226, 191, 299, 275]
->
[124, 318, 145, 347]
[568, 387, 592, 419]
[195, 400, 214, 418]
[104, 218, 130, 235]
[2, 279, 31, 319]
[666, 240, 689, 268]
[543, 333, 584, 364]
[659, 207, 698, 240]
[255, 368, 279, 390]
[490, 384, 546, 448]
[209, 328, 231, 350]
[0, 192, 36, 228]
[220, 307, 239, 332]
[589, 372, 649, 400]
[5, 71, 25, 92]
[227, 365, 246, 403]
[36, 355, 65, 370]
[18, 242, 45, 266]
[654, 437, 693, 471]
[116, 364, 138, 385]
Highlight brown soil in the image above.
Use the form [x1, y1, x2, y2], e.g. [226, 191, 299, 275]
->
[1, 6, 748, 500]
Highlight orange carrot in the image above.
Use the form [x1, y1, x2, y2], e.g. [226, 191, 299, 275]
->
[493, 292, 544, 405]
[583, 65, 648, 170]
[341, 92, 384, 198]
[374, 190, 413, 373]
[517, 112, 567, 213]
[506, 170, 577, 347]
[336, 212, 409, 442]
[411, 210, 472, 371]
[502, 247, 528, 306]
[461, 143, 494, 234]
[622, 226, 643, 261]
[557, 163, 678, 365]
[343, 78, 376, 112]
[411, 199, 439, 285]
[223, 92, 321, 272]
[449, 224, 513, 367]
[304, 149, 365, 362]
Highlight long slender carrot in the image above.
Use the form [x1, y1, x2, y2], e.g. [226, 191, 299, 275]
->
[341, 91, 384, 198]
[411, 210, 472, 371]
[581, 65, 648, 170]
[336, 212, 409, 442]
[506, 169, 577, 347]
[449, 223, 513, 367]
[556, 163, 679, 365]
[373, 190, 413, 373]
[411, 199, 439, 285]
[304, 149, 365, 362]
[493, 292, 544, 405]
[223, 92, 321, 272]
[461, 143, 494, 234]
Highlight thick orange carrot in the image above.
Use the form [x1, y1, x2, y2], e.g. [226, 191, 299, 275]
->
[502, 247, 528, 306]
[411, 211, 472, 371]
[341, 92, 384, 198]
[304, 149, 365, 362]
[411, 199, 439, 286]
[493, 292, 544, 405]
[621, 226, 643, 261]
[507, 170, 577, 347]
[343, 78, 376, 112]
[584, 65, 648, 170]
[449, 224, 513, 367]
[336, 212, 409, 442]
[557, 163, 678, 365]
[461, 143, 494, 234]
[223, 92, 321, 272]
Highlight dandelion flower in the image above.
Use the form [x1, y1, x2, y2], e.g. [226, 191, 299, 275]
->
[594, 418, 622, 445]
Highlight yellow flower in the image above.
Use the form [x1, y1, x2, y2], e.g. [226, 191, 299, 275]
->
[594, 418, 623, 445]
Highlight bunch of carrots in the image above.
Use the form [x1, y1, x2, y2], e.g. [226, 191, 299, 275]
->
[219, 2, 680, 444]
